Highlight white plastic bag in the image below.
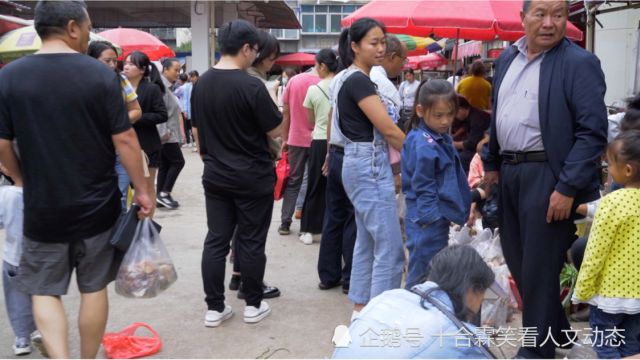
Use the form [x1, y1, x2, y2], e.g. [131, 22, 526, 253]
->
[115, 219, 178, 298]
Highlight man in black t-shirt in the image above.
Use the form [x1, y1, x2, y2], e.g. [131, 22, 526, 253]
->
[192, 20, 282, 327]
[0, 2, 153, 358]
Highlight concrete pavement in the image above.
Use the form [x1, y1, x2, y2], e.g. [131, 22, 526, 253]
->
[0, 148, 352, 358]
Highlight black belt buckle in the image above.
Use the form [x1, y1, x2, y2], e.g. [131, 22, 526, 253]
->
[501, 152, 520, 164]
[502, 151, 546, 164]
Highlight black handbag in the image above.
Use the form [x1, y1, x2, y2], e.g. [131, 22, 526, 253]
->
[110, 204, 161, 252]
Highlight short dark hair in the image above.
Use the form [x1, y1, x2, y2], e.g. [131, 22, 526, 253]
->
[404, 69, 414, 75]
[427, 245, 495, 320]
[621, 93, 640, 132]
[161, 58, 180, 71]
[385, 34, 403, 56]
[34, 1, 88, 40]
[252, 31, 280, 67]
[470, 60, 486, 77]
[87, 40, 116, 60]
[410, 79, 458, 130]
[338, 17, 386, 69]
[457, 95, 471, 109]
[179, 73, 188, 82]
[189, 70, 199, 78]
[315, 48, 339, 73]
[218, 19, 260, 56]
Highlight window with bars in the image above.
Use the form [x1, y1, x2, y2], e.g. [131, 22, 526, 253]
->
[300, 4, 360, 34]
[268, 28, 300, 40]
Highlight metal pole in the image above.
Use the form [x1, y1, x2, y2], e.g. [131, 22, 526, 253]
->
[585, 3, 596, 53]
[452, 28, 460, 88]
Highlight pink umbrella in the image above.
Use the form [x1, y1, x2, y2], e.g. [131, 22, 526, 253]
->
[275, 52, 316, 67]
[97, 28, 175, 61]
[341, 0, 583, 41]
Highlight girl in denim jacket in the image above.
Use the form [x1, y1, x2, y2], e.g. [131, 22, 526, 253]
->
[401, 80, 471, 289]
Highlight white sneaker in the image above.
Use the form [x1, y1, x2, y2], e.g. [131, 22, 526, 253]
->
[243, 301, 271, 323]
[299, 232, 313, 245]
[30, 331, 47, 358]
[350, 310, 360, 323]
[204, 305, 233, 327]
[13, 337, 31, 356]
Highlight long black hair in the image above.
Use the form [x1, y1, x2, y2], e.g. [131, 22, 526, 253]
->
[127, 51, 165, 94]
[338, 17, 385, 70]
[409, 79, 458, 131]
[425, 245, 495, 320]
[315, 48, 339, 74]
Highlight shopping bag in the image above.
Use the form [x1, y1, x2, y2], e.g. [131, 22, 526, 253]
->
[115, 219, 178, 298]
[102, 322, 162, 359]
[274, 150, 290, 200]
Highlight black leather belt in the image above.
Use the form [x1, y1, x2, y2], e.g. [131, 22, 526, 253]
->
[331, 145, 344, 154]
[501, 151, 547, 164]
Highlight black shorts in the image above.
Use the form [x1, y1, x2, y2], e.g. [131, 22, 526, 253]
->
[146, 150, 161, 168]
[17, 227, 118, 295]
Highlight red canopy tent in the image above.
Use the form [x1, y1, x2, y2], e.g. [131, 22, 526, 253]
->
[341, 0, 583, 41]
[404, 53, 448, 70]
[275, 52, 316, 67]
[0, 15, 30, 37]
[97, 28, 175, 61]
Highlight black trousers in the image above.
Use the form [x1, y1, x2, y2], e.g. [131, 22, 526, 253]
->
[300, 140, 328, 234]
[317, 147, 356, 287]
[157, 142, 185, 194]
[500, 162, 576, 359]
[201, 185, 273, 310]
[183, 117, 193, 144]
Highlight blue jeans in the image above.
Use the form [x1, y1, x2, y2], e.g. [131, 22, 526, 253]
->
[115, 154, 129, 210]
[342, 141, 404, 304]
[590, 306, 640, 358]
[404, 217, 449, 289]
[2, 261, 36, 340]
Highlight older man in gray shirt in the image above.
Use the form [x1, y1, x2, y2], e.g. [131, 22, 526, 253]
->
[483, 0, 608, 358]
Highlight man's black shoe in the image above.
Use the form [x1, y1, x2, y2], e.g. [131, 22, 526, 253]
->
[278, 223, 290, 235]
[318, 281, 341, 290]
[237, 283, 281, 299]
[229, 275, 241, 291]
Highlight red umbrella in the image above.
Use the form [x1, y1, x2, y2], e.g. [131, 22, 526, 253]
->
[404, 53, 448, 70]
[341, 0, 583, 41]
[275, 52, 316, 67]
[418, 53, 448, 70]
[97, 28, 175, 61]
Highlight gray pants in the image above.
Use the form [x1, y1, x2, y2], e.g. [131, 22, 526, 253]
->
[281, 145, 309, 226]
[295, 163, 309, 211]
[3, 261, 36, 339]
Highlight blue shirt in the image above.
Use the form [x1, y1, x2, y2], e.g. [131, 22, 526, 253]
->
[180, 82, 193, 119]
[332, 281, 488, 359]
[401, 122, 471, 226]
[496, 37, 544, 152]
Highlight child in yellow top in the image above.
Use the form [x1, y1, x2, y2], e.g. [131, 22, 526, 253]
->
[573, 130, 640, 358]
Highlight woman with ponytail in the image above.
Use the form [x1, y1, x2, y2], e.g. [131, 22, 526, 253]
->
[299, 49, 338, 246]
[123, 51, 168, 206]
[332, 18, 406, 316]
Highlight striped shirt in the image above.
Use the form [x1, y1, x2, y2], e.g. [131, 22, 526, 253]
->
[120, 74, 138, 104]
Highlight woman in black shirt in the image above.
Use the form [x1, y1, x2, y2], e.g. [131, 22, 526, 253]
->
[123, 51, 168, 206]
[334, 18, 406, 317]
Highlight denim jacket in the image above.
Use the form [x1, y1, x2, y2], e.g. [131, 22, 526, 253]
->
[332, 281, 488, 359]
[401, 122, 471, 226]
